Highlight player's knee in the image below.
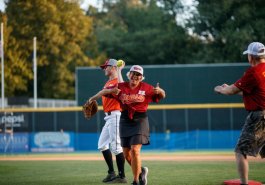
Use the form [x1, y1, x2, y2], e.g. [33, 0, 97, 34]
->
[235, 151, 247, 159]
[98, 146, 109, 152]
[110, 147, 123, 155]
[131, 147, 140, 157]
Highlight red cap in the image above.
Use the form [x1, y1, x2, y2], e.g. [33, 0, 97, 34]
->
[100, 59, 117, 69]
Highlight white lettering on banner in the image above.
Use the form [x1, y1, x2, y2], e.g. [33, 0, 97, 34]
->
[0, 134, 29, 152]
[31, 148, 74, 152]
[0, 114, 25, 125]
[34, 132, 70, 148]
[4, 123, 21, 127]
[12, 136, 28, 143]
[0, 135, 28, 144]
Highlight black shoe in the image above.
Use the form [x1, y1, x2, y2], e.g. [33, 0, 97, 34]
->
[107, 175, 127, 184]
[103, 172, 116, 183]
[131, 181, 139, 185]
[139, 167, 148, 185]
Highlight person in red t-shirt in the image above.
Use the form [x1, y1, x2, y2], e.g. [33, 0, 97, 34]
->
[101, 65, 166, 185]
[214, 42, 265, 185]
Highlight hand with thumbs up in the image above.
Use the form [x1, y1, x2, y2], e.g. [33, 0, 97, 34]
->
[153, 82, 166, 98]
[153, 83, 160, 94]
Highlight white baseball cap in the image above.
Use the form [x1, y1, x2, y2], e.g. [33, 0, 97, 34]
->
[243, 42, 265, 56]
[129, 65, 144, 75]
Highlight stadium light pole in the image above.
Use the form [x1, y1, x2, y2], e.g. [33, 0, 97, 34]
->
[33, 37, 37, 108]
[1, 22, 4, 109]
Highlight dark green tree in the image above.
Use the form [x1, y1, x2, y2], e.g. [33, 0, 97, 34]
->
[189, 0, 265, 63]
[5, 0, 103, 99]
[93, 0, 189, 65]
[0, 13, 33, 97]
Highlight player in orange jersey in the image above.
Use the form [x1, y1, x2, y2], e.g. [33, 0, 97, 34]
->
[89, 59, 127, 183]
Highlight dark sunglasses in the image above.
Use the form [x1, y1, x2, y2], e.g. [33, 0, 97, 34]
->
[131, 71, 142, 76]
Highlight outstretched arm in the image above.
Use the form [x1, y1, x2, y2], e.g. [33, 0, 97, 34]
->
[89, 88, 121, 102]
[214, 84, 241, 95]
[117, 68, 124, 83]
[117, 60, 125, 83]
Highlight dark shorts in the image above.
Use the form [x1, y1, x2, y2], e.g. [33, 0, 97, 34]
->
[235, 110, 265, 158]
[121, 134, 150, 148]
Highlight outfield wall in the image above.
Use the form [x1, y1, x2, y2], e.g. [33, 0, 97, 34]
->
[76, 63, 248, 105]
[0, 63, 250, 153]
[0, 104, 246, 153]
[0, 105, 247, 133]
[0, 130, 241, 153]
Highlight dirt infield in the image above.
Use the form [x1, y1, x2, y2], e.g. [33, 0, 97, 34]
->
[0, 152, 264, 161]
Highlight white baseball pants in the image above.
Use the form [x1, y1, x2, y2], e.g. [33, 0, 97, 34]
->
[98, 110, 123, 155]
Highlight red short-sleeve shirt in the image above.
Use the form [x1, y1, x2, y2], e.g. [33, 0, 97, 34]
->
[117, 82, 161, 118]
[234, 63, 265, 111]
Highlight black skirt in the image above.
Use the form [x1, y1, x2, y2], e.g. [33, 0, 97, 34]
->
[120, 134, 150, 147]
[119, 110, 149, 138]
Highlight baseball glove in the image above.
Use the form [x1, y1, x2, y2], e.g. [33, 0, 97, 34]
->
[82, 100, 98, 119]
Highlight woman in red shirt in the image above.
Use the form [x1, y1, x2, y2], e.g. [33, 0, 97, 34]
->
[102, 65, 166, 185]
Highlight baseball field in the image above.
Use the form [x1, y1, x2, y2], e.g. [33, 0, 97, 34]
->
[0, 151, 264, 185]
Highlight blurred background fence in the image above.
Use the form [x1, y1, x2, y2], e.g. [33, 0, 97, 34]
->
[0, 104, 246, 153]
[0, 63, 249, 153]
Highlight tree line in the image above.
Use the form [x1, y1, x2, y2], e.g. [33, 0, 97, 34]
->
[0, 0, 264, 99]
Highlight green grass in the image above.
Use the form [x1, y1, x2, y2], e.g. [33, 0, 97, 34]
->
[0, 160, 264, 185]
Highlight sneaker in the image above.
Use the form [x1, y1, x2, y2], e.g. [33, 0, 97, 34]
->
[131, 181, 139, 185]
[139, 167, 148, 185]
[103, 172, 116, 183]
[107, 176, 127, 184]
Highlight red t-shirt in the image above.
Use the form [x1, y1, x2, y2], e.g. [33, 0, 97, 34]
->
[234, 63, 265, 111]
[117, 82, 161, 119]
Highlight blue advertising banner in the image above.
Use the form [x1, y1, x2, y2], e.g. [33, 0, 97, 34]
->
[30, 132, 75, 152]
[74, 131, 240, 151]
[0, 133, 29, 153]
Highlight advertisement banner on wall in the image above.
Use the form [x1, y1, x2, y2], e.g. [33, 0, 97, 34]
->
[31, 132, 74, 152]
[0, 133, 29, 153]
[0, 112, 28, 128]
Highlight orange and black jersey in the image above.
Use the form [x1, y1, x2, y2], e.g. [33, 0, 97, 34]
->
[102, 78, 122, 112]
